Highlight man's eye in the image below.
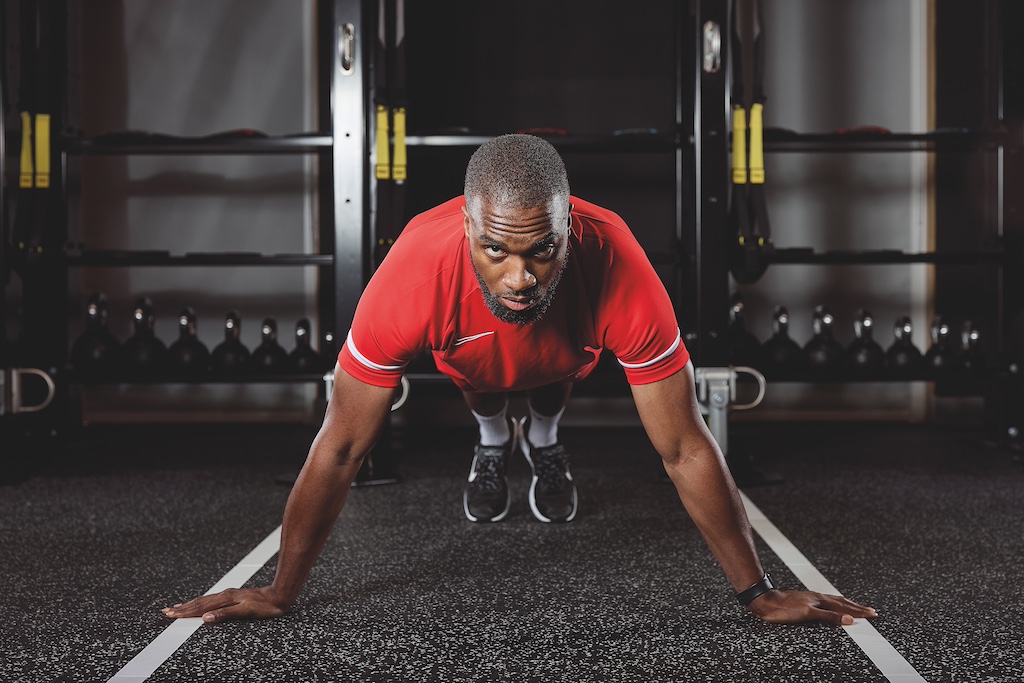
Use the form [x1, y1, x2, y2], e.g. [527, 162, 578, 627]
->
[534, 244, 555, 257]
[485, 245, 504, 256]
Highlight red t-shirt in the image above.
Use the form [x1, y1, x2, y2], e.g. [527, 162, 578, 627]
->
[338, 196, 689, 392]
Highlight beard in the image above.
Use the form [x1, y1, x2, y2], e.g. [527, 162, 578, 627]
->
[472, 252, 569, 326]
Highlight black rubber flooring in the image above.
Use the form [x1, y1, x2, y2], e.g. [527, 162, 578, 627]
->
[2, 420, 1021, 682]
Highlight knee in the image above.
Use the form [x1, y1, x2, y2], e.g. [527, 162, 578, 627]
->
[463, 391, 509, 416]
[527, 380, 573, 415]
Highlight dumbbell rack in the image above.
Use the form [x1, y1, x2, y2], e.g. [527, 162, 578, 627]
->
[1, 1, 371, 456]
[690, 0, 1022, 450]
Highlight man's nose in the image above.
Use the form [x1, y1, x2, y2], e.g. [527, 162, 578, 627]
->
[502, 258, 537, 293]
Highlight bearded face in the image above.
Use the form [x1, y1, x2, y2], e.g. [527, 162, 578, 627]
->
[463, 197, 571, 326]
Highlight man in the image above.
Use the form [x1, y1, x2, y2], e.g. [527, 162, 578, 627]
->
[164, 135, 876, 626]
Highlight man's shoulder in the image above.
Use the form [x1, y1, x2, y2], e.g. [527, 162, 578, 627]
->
[386, 196, 465, 268]
[570, 196, 629, 231]
[570, 197, 643, 258]
[372, 197, 466, 295]
[404, 196, 465, 235]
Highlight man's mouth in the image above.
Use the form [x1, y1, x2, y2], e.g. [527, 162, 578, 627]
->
[500, 296, 537, 311]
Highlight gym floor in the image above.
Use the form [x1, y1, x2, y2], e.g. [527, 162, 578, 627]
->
[2, 419, 1021, 682]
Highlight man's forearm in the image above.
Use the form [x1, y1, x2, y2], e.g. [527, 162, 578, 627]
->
[161, 371, 396, 624]
[269, 442, 367, 605]
[663, 439, 765, 593]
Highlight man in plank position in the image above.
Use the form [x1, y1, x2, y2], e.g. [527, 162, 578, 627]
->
[164, 135, 875, 626]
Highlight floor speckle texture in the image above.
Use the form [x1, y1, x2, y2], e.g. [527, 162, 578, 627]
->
[2, 421, 1021, 682]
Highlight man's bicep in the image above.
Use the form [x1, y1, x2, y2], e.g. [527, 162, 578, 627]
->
[629, 362, 715, 460]
[316, 366, 399, 459]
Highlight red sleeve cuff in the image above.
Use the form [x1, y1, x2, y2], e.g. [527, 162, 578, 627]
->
[620, 334, 691, 386]
[337, 342, 406, 389]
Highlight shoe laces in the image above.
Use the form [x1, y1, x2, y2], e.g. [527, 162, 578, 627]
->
[472, 445, 508, 491]
[532, 444, 569, 494]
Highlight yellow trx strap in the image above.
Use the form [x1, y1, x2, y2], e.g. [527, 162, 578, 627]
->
[374, 104, 391, 180]
[19, 112, 33, 188]
[749, 102, 765, 184]
[391, 107, 406, 182]
[34, 114, 51, 189]
[731, 105, 747, 185]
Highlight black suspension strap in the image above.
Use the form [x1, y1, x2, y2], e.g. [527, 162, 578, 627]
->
[729, 0, 773, 284]
[11, 0, 52, 264]
[372, 0, 406, 269]
[391, 0, 406, 185]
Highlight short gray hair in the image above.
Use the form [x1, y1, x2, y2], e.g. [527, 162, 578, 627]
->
[464, 134, 570, 217]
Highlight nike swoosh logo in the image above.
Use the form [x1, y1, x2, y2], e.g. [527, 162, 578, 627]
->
[454, 331, 495, 346]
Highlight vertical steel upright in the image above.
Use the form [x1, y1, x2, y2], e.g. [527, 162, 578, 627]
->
[690, 0, 730, 367]
[319, 0, 369, 358]
[674, 1, 693, 340]
[321, 0, 398, 483]
[0, 8, 6, 372]
[989, 0, 1024, 448]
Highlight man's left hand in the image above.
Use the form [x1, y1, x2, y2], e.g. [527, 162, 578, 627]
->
[747, 589, 877, 626]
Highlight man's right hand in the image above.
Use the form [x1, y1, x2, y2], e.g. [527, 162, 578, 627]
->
[160, 369, 396, 626]
[162, 586, 291, 624]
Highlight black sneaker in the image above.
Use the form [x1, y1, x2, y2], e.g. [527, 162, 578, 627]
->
[463, 419, 515, 522]
[519, 417, 578, 523]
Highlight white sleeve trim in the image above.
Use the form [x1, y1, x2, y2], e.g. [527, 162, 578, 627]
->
[617, 329, 682, 370]
[346, 332, 408, 372]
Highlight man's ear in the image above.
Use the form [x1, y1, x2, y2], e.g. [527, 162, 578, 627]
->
[462, 204, 471, 238]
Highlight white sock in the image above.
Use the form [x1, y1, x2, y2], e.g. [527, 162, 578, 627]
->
[472, 405, 510, 446]
[527, 403, 565, 448]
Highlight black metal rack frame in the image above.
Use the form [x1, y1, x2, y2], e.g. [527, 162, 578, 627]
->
[690, 0, 1022, 447]
[1, 0, 369, 402]
[3, 0, 1020, 450]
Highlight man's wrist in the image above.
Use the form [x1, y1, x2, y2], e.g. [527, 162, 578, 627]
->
[735, 572, 775, 606]
[267, 582, 301, 608]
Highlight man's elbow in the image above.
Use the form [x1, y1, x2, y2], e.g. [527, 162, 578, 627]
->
[659, 436, 721, 472]
[657, 442, 690, 469]
[308, 432, 370, 472]
[333, 446, 368, 469]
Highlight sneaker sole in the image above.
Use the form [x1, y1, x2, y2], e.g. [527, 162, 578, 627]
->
[463, 489, 511, 523]
[519, 417, 578, 523]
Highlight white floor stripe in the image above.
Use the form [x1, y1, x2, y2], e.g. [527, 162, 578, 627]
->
[740, 492, 926, 682]
[110, 498, 923, 681]
[107, 525, 282, 683]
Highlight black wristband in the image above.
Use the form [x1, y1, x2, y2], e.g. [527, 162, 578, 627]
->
[735, 572, 775, 606]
